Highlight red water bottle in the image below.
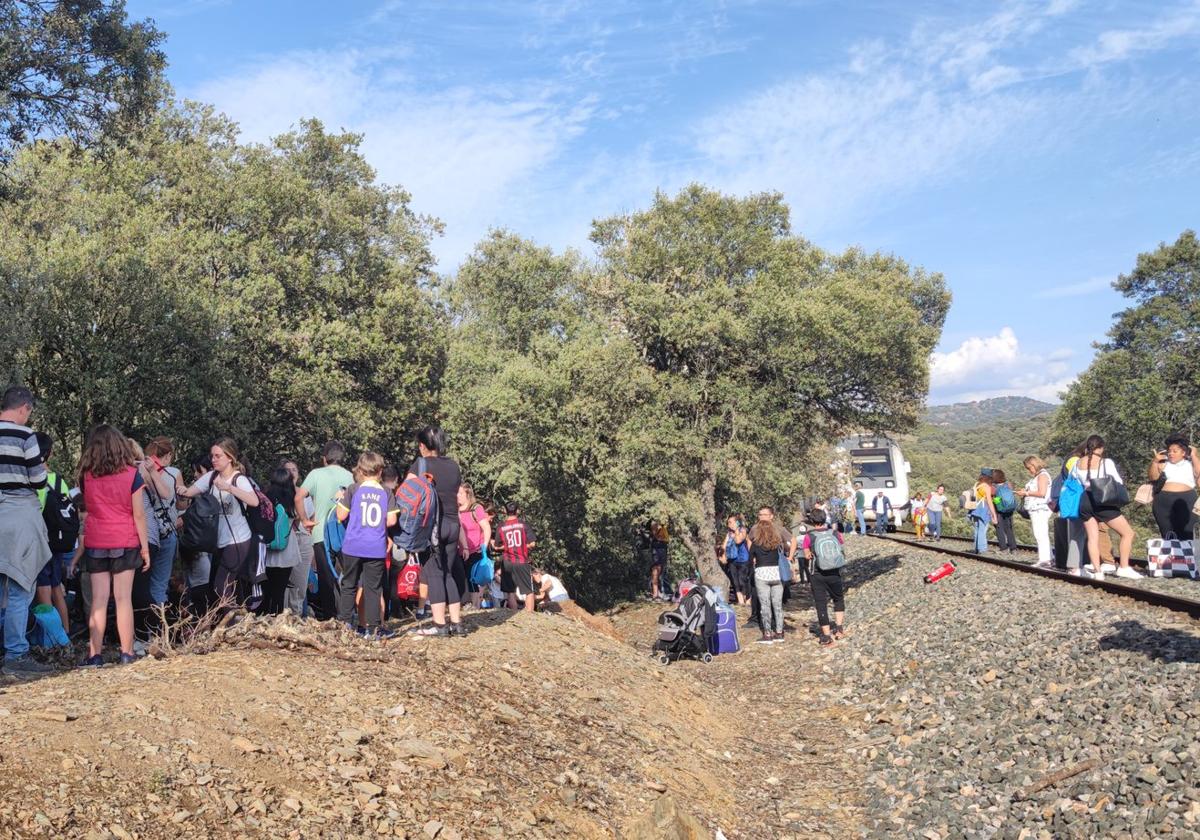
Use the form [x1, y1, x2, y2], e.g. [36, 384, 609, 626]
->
[924, 561, 956, 584]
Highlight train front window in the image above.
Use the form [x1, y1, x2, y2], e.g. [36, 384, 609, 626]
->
[852, 452, 893, 478]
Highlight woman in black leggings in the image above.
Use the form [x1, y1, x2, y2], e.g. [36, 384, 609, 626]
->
[407, 427, 465, 638]
[1147, 434, 1199, 538]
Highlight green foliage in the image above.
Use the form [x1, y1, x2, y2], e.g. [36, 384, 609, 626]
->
[1050, 231, 1200, 473]
[0, 104, 444, 474]
[445, 187, 950, 595]
[0, 0, 166, 161]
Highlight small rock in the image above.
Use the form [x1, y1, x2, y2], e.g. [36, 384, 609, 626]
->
[981, 670, 997, 684]
[231, 736, 263, 754]
[644, 780, 668, 792]
[423, 820, 443, 838]
[354, 781, 384, 798]
[384, 705, 407, 718]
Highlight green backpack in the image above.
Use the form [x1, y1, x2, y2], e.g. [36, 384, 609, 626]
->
[811, 529, 846, 572]
[268, 503, 292, 551]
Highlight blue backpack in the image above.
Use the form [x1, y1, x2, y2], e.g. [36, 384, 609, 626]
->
[1058, 475, 1084, 520]
[392, 460, 439, 552]
[324, 504, 346, 555]
[993, 484, 1017, 513]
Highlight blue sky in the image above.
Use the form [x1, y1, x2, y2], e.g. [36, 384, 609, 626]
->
[128, 0, 1200, 404]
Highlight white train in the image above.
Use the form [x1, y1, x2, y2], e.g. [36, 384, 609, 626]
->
[836, 434, 912, 527]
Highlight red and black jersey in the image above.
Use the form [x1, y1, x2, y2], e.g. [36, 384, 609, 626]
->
[497, 517, 535, 564]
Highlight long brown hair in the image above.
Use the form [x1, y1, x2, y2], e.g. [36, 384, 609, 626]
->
[749, 520, 782, 550]
[78, 424, 134, 484]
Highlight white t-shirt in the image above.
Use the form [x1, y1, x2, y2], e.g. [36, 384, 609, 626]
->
[1162, 459, 1197, 488]
[1023, 470, 1051, 512]
[926, 493, 946, 513]
[541, 574, 568, 600]
[204, 472, 254, 548]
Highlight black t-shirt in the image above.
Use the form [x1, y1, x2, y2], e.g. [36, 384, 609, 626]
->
[750, 541, 779, 567]
[407, 456, 461, 523]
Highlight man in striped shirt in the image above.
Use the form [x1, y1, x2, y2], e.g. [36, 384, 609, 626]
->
[0, 385, 53, 675]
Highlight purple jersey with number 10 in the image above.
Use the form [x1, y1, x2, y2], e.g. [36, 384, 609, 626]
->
[340, 482, 397, 558]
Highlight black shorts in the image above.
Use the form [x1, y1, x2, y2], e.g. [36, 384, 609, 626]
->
[651, 543, 667, 567]
[83, 548, 141, 574]
[1078, 491, 1125, 524]
[502, 561, 533, 597]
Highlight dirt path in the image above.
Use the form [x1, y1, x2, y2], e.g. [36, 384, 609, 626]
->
[0, 594, 867, 839]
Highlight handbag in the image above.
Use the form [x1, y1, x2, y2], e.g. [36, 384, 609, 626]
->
[1088, 459, 1129, 507]
[1134, 483, 1155, 506]
[777, 548, 792, 583]
[1058, 475, 1084, 520]
[1146, 533, 1198, 579]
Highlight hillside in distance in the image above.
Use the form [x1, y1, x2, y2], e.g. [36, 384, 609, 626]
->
[925, 396, 1055, 429]
[899, 411, 1056, 502]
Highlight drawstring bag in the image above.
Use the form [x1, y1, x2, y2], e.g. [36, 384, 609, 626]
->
[469, 545, 494, 587]
[28, 603, 71, 648]
[1058, 475, 1085, 520]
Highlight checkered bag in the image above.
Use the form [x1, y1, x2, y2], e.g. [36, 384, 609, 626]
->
[1146, 536, 1198, 579]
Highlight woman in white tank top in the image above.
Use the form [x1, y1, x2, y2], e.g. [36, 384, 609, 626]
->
[1146, 434, 1200, 538]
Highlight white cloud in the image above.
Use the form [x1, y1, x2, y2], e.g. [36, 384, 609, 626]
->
[1033, 276, 1114, 300]
[1070, 4, 1200, 68]
[929, 328, 1076, 403]
[192, 51, 594, 264]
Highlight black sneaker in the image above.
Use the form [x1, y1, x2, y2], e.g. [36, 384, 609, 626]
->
[448, 623, 466, 637]
[832, 623, 846, 640]
[2, 656, 54, 675]
[755, 635, 774, 645]
[78, 654, 104, 668]
[818, 634, 835, 647]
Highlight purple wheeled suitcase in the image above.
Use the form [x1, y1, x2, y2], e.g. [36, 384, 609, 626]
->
[709, 603, 740, 655]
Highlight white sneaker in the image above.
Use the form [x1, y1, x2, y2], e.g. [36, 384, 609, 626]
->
[1100, 563, 1116, 573]
[1115, 566, 1143, 580]
[1067, 568, 1082, 577]
[1080, 567, 1104, 581]
[1033, 561, 1052, 568]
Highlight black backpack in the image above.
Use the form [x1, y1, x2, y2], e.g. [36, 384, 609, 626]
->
[180, 477, 222, 554]
[42, 474, 80, 553]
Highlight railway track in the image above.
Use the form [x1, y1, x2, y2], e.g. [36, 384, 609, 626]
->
[870, 532, 1200, 618]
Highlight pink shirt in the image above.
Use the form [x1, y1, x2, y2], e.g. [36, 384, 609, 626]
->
[82, 467, 142, 549]
[458, 504, 488, 554]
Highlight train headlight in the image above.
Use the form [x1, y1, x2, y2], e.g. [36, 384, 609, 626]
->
[885, 480, 895, 488]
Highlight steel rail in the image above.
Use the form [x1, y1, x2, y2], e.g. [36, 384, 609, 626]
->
[870, 533, 1200, 618]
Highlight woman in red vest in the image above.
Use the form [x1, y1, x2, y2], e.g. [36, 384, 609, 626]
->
[74, 425, 150, 666]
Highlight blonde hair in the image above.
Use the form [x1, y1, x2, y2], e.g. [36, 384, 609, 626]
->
[1023, 456, 1045, 471]
[460, 483, 477, 507]
[127, 438, 145, 460]
[211, 437, 245, 473]
[355, 450, 384, 479]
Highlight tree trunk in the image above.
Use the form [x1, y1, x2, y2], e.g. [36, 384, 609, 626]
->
[681, 465, 726, 594]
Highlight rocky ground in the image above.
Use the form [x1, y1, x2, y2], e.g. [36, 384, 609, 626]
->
[1, 536, 1197, 839]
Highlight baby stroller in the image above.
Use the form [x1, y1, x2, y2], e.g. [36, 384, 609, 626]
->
[653, 584, 718, 665]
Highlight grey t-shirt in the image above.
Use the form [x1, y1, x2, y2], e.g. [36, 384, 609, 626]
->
[926, 492, 946, 513]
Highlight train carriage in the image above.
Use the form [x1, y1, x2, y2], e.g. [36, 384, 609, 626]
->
[837, 434, 912, 527]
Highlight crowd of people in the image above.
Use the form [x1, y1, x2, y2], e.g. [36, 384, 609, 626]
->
[5, 376, 1196, 675]
[0, 385, 567, 675]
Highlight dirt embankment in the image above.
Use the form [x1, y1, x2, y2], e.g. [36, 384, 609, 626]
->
[0, 601, 863, 839]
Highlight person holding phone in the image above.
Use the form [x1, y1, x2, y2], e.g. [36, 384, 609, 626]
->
[1147, 435, 1200, 538]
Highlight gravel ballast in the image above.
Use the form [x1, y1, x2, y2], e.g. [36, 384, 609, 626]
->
[812, 535, 1200, 839]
